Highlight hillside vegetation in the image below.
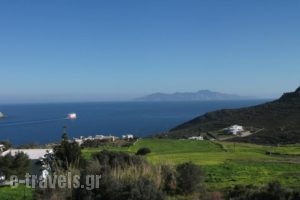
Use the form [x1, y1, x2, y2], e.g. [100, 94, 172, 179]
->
[168, 87, 300, 144]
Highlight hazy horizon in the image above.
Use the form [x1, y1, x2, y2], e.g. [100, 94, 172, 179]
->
[0, 89, 278, 105]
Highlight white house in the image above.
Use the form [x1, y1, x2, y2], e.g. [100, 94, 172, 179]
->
[188, 136, 204, 140]
[95, 135, 116, 141]
[227, 125, 244, 135]
[1, 149, 53, 160]
[74, 138, 84, 146]
[122, 134, 134, 140]
[73, 134, 119, 145]
[85, 136, 94, 140]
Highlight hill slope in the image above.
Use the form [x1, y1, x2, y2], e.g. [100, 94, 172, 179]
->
[136, 90, 251, 101]
[167, 87, 300, 144]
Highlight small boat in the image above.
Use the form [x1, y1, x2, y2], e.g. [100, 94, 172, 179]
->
[0, 112, 4, 118]
[67, 113, 77, 119]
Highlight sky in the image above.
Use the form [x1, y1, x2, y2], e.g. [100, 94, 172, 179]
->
[0, 0, 300, 103]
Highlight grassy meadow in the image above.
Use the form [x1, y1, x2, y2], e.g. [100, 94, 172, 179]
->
[0, 185, 33, 200]
[83, 138, 300, 189]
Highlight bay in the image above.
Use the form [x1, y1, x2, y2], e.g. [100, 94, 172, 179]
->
[0, 100, 268, 145]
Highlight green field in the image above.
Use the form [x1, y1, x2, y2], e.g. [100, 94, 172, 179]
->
[82, 139, 300, 189]
[0, 185, 33, 200]
[2, 139, 299, 199]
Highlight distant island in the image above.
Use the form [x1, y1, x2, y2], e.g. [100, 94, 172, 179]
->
[166, 86, 300, 144]
[135, 90, 253, 101]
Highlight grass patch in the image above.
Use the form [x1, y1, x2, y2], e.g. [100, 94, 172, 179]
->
[275, 144, 300, 155]
[0, 184, 33, 200]
[128, 138, 223, 154]
[204, 161, 300, 189]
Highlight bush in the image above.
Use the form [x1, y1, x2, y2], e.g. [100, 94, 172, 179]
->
[136, 147, 151, 156]
[160, 165, 177, 195]
[226, 182, 300, 200]
[92, 150, 144, 169]
[75, 150, 167, 199]
[75, 176, 165, 200]
[176, 162, 204, 195]
[122, 178, 165, 200]
[81, 139, 110, 148]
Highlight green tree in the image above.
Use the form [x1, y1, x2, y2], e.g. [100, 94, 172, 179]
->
[54, 131, 83, 170]
[0, 152, 30, 178]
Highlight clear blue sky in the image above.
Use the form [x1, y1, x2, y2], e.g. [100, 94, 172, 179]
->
[0, 0, 299, 103]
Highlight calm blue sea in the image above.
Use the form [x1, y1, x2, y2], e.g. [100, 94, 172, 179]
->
[0, 100, 268, 145]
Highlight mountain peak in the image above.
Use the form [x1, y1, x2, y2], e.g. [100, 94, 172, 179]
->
[279, 86, 300, 101]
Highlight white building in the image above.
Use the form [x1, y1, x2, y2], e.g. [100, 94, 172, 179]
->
[1, 149, 53, 160]
[188, 136, 204, 140]
[227, 125, 244, 135]
[85, 136, 94, 140]
[74, 138, 84, 146]
[122, 134, 134, 140]
[73, 134, 118, 145]
[95, 135, 116, 141]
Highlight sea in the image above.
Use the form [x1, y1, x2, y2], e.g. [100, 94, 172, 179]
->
[0, 100, 269, 145]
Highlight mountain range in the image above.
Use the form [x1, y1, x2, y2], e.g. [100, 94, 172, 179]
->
[136, 90, 252, 101]
[166, 86, 300, 144]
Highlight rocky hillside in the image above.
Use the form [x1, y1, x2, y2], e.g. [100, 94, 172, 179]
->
[167, 87, 300, 144]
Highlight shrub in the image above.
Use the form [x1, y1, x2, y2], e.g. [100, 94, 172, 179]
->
[81, 139, 108, 148]
[160, 165, 177, 195]
[76, 150, 166, 199]
[122, 178, 165, 200]
[75, 176, 165, 200]
[136, 147, 151, 156]
[92, 150, 144, 169]
[34, 167, 80, 200]
[176, 162, 204, 195]
[226, 182, 300, 200]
